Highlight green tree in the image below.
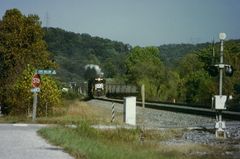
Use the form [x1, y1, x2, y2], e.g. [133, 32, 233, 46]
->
[0, 9, 60, 115]
[126, 46, 171, 100]
[161, 70, 180, 102]
[178, 47, 218, 104]
[38, 75, 62, 116]
[103, 59, 116, 78]
[43, 27, 130, 83]
[221, 40, 240, 105]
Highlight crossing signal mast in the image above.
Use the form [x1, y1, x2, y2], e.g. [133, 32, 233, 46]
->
[214, 33, 233, 138]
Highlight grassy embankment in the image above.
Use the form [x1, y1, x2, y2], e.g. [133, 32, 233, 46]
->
[38, 100, 230, 159]
[0, 100, 113, 124]
[0, 100, 232, 159]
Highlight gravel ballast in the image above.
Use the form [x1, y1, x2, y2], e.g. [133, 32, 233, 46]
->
[87, 99, 240, 158]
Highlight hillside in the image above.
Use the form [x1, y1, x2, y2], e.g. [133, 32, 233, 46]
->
[44, 27, 130, 83]
[44, 27, 239, 84]
[159, 43, 210, 67]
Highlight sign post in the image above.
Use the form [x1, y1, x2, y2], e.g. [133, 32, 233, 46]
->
[30, 69, 56, 121]
[32, 74, 41, 121]
[32, 92, 38, 121]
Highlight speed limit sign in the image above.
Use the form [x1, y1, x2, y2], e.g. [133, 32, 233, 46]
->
[32, 74, 41, 88]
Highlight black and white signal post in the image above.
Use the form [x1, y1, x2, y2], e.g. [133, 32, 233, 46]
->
[214, 32, 232, 138]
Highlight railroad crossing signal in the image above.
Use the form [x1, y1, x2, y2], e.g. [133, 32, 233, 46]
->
[225, 65, 234, 77]
[214, 32, 228, 139]
[207, 65, 218, 77]
[208, 65, 234, 77]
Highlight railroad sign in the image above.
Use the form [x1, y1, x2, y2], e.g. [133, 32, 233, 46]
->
[36, 69, 56, 75]
[31, 87, 40, 93]
[32, 74, 41, 88]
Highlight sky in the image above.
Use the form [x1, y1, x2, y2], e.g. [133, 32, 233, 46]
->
[0, 0, 240, 46]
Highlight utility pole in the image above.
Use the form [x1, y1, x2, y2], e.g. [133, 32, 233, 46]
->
[45, 12, 49, 29]
[212, 39, 215, 64]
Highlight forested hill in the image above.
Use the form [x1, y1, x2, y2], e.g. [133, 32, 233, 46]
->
[44, 27, 130, 82]
[159, 43, 210, 67]
[43, 27, 239, 84]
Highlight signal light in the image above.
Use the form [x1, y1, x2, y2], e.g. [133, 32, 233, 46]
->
[225, 65, 234, 77]
[207, 65, 219, 77]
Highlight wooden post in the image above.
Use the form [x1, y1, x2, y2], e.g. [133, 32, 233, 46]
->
[141, 85, 145, 108]
[140, 84, 145, 143]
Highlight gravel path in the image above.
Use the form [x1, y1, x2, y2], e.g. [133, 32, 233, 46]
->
[88, 99, 217, 128]
[0, 124, 74, 159]
[87, 99, 240, 134]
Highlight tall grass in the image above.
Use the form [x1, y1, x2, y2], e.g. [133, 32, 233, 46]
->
[37, 99, 111, 125]
[37, 100, 232, 159]
[38, 122, 169, 159]
[39, 120, 228, 159]
[0, 99, 120, 124]
[39, 122, 231, 159]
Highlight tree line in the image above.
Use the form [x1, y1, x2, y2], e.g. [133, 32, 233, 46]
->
[1, 8, 240, 116]
[0, 9, 61, 115]
[126, 40, 240, 107]
[45, 26, 240, 107]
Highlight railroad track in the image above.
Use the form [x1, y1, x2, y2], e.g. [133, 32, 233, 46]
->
[95, 97, 240, 121]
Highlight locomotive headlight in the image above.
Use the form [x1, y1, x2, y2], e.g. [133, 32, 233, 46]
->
[96, 78, 101, 81]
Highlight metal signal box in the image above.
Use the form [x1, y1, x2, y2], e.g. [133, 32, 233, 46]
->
[214, 95, 227, 110]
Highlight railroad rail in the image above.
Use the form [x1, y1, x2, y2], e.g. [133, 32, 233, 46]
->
[95, 97, 240, 121]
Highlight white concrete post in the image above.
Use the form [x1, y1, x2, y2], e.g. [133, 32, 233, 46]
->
[123, 97, 136, 125]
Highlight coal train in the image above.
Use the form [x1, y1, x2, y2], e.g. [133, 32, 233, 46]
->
[88, 77, 106, 98]
[88, 77, 139, 98]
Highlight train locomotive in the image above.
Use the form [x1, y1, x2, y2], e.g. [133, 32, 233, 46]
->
[88, 77, 106, 98]
[88, 77, 139, 99]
